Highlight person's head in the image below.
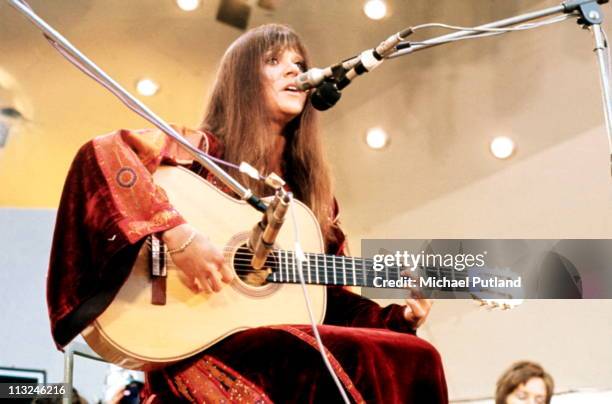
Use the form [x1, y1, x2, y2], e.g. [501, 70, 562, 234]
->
[202, 24, 336, 240]
[495, 361, 554, 404]
[204, 23, 311, 133]
[260, 45, 308, 127]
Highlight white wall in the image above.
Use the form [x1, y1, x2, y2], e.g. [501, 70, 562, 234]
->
[0, 208, 110, 402]
[357, 125, 612, 401]
[350, 125, 612, 240]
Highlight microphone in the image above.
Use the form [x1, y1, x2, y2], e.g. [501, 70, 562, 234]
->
[293, 57, 360, 91]
[249, 190, 290, 270]
[310, 80, 343, 111]
[305, 27, 413, 111]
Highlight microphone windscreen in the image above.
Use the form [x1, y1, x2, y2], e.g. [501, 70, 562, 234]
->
[310, 81, 342, 111]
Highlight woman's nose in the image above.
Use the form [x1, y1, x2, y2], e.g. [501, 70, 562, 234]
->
[283, 61, 301, 76]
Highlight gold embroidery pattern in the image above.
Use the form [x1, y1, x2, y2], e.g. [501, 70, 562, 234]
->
[171, 355, 271, 403]
[126, 209, 181, 239]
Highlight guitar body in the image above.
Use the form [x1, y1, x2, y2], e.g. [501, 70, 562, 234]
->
[83, 166, 326, 370]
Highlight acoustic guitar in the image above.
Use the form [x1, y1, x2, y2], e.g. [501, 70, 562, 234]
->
[83, 166, 518, 370]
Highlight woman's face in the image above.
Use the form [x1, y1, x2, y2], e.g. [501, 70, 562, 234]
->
[506, 377, 547, 404]
[262, 48, 308, 126]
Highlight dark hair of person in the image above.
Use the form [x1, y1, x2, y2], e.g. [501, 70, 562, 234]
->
[201, 24, 337, 244]
[495, 361, 554, 404]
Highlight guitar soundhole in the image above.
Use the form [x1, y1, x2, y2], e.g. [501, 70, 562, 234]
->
[233, 244, 278, 287]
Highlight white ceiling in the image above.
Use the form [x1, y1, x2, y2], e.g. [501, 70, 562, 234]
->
[1, 0, 610, 238]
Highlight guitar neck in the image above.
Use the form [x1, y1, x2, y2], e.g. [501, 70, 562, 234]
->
[266, 250, 400, 288]
[265, 250, 476, 289]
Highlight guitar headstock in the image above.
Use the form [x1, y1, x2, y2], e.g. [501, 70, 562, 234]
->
[474, 298, 524, 310]
[408, 264, 525, 308]
[467, 265, 524, 310]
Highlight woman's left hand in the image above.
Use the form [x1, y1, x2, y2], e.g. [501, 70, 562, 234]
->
[403, 298, 433, 329]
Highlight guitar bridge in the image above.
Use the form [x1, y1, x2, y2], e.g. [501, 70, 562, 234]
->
[150, 233, 167, 305]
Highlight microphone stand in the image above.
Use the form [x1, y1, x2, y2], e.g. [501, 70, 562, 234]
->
[7, 0, 267, 212]
[389, 0, 612, 176]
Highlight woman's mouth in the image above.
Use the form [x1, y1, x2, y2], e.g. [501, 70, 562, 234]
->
[283, 85, 302, 93]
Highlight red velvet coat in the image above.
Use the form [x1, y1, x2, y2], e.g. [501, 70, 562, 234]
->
[47, 127, 447, 403]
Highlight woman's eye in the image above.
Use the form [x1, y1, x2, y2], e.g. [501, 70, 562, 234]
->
[514, 392, 528, 400]
[266, 57, 279, 65]
[296, 62, 306, 72]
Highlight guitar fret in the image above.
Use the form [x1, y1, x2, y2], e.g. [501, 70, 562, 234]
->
[307, 253, 312, 284]
[362, 259, 367, 286]
[315, 255, 320, 284]
[332, 256, 337, 285]
[285, 251, 289, 282]
[277, 251, 281, 282]
[324, 254, 328, 285]
[275, 250, 281, 283]
[286, 251, 291, 282]
[280, 250, 285, 282]
[352, 257, 357, 286]
[292, 251, 297, 283]
[342, 258, 347, 285]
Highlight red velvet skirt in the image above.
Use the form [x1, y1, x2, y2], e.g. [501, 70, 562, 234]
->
[145, 324, 448, 403]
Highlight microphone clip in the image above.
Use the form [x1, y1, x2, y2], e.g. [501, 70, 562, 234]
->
[248, 176, 290, 270]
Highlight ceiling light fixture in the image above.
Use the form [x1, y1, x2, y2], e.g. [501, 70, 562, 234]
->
[363, 0, 387, 21]
[176, 0, 201, 12]
[136, 78, 159, 96]
[490, 136, 515, 159]
[365, 127, 389, 149]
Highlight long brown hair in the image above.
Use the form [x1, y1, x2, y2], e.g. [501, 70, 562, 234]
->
[201, 24, 336, 243]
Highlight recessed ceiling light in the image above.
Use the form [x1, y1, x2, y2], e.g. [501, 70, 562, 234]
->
[136, 78, 159, 96]
[490, 136, 515, 159]
[363, 0, 387, 20]
[176, 0, 201, 12]
[365, 127, 389, 149]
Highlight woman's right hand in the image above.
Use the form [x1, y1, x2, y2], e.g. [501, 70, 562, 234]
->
[162, 223, 234, 293]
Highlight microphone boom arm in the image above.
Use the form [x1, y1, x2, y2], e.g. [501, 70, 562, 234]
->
[7, 0, 268, 211]
[388, 0, 612, 176]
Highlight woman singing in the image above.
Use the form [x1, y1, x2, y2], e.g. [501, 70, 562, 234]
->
[48, 24, 447, 403]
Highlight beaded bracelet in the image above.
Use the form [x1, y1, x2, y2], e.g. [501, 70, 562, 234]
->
[167, 230, 197, 255]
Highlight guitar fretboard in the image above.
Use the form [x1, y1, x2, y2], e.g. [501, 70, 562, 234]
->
[267, 250, 403, 287]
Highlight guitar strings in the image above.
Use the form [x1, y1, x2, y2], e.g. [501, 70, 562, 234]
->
[150, 250, 474, 281]
[147, 243, 377, 264]
[145, 240, 469, 281]
[158, 256, 458, 284]
[146, 241, 471, 276]
[158, 257, 462, 278]
[159, 254, 396, 283]
[161, 260, 376, 278]
[147, 240, 463, 277]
